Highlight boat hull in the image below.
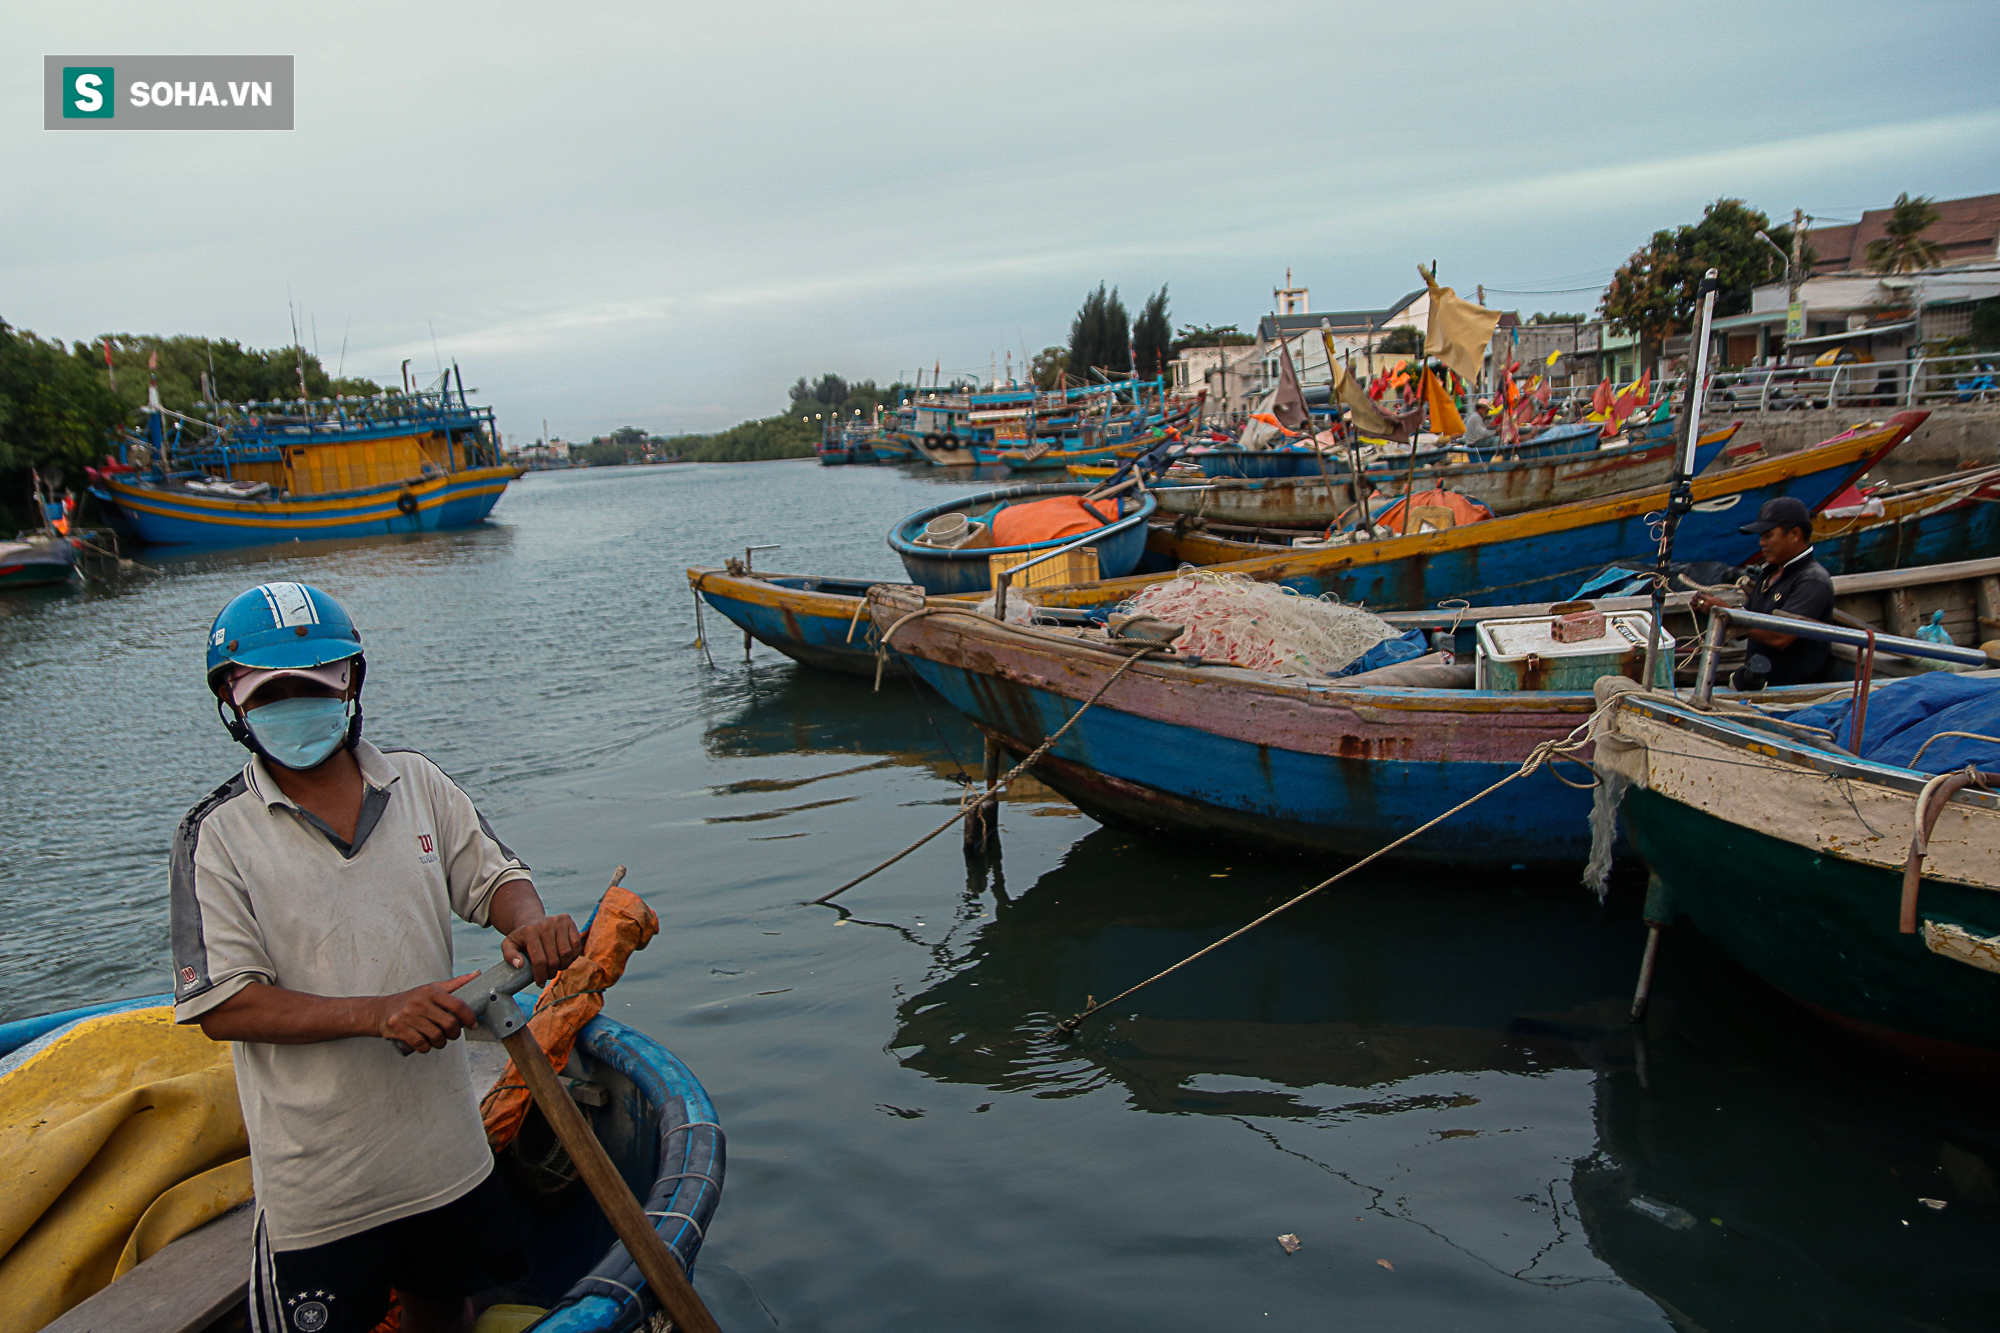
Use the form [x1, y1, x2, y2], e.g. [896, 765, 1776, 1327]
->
[1603, 693, 2000, 1079]
[689, 570, 898, 677]
[1031, 413, 1920, 614]
[0, 538, 79, 589]
[871, 589, 1606, 863]
[98, 466, 523, 547]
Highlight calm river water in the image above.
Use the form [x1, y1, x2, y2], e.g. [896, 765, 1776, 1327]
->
[3, 460, 1996, 1331]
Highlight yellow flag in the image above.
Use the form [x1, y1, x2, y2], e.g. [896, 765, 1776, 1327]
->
[1545, 349, 1561, 366]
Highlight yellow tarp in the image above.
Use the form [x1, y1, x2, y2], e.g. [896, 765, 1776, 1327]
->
[0, 1007, 251, 1333]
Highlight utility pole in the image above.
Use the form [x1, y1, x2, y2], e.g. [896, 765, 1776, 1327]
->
[1786, 208, 1809, 358]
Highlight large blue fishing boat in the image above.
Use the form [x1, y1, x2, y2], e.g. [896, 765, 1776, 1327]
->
[88, 368, 523, 547]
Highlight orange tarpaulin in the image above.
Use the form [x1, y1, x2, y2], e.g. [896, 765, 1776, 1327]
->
[1375, 489, 1494, 534]
[990, 495, 1118, 547]
[481, 885, 660, 1151]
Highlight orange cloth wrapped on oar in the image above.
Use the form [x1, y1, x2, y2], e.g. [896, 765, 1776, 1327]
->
[990, 495, 1118, 547]
[481, 885, 659, 1150]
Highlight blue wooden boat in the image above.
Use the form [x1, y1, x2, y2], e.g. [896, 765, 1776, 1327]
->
[0, 995, 724, 1332]
[688, 568, 903, 676]
[88, 373, 521, 547]
[1189, 448, 1330, 480]
[863, 583, 1856, 864]
[888, 482, 1159, 595]
[1028, 412, 1924, 615]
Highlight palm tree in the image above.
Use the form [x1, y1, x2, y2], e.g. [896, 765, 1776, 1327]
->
[1866, 193, 1946, 274]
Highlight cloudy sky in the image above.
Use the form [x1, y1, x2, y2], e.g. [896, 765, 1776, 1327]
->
[7, 1, 1997, 440]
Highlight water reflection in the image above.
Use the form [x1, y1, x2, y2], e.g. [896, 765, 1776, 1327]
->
[891, 828, 1644, 1109]
[1576, 929, 2000, 1331]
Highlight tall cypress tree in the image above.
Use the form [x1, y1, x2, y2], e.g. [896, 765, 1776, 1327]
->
[1132, 285, 1171, 382]
[1067, 284, 1131, 382]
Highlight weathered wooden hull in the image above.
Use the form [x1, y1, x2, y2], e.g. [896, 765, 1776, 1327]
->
[688, 569, 900, 676]
[868, 585, 1617, 864]
[1600, 693, 2000, 1079]
[1154, 424, 1739, 527]
[1029, 413, 1922, 614]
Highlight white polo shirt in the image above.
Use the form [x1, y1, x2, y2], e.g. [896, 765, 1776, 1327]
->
[170, 740, 530, 1249]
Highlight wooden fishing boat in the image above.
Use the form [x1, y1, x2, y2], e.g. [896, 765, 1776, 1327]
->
[687, 567, 906, 677]
[1144, 422, 1741, 529]
[866, 584, 1792, 864]
[1595, 683, 2000, 1080]
[998, 441, 1144, 473]
[888, 482, 1158, 596]
[0, 534, 80, 589]
[1019, 412, 1923, 614]
[863, 545, 2000, 863]
[89, 375, 521, 547]
[0, 995, 724, 1333]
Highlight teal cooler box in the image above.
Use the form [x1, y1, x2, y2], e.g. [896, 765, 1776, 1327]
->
[1474, 611, 1671, 691]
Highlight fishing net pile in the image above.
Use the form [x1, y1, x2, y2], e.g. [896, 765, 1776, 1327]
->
[1117, 568, 1396, 676]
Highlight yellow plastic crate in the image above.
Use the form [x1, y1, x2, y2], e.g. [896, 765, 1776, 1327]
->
[988, 546, 1099, 590]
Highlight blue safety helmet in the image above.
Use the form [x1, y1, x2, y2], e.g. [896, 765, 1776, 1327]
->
[205, 582, 365, 696]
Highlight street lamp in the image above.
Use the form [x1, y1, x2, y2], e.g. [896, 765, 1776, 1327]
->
[1754, 230, 1791, 287]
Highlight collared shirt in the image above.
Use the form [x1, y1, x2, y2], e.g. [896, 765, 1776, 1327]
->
[1745, 545, 1835, 684]
[169, 740, 529, 1249]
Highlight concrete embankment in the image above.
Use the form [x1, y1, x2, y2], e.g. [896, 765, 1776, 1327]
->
[1734, 404, 2000, 483]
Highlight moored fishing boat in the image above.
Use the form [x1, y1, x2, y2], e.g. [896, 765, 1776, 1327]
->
[688, 566, 906, 676]
[897, 379, 1182, 465]
[1020, 412, 1922, 614]
[88, 371, 523, 547]
[888, 481, 1158, 595]
[1594, 677, 2000, 1080]
[0, 534, 79, 590]
[998, 440, 1145, 473]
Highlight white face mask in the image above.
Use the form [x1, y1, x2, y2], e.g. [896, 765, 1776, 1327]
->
[245, 696, 352, 769]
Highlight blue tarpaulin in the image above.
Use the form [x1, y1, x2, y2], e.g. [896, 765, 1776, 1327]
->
[1785, 673, 2000, 773]
[1335, 628, 1431, 678]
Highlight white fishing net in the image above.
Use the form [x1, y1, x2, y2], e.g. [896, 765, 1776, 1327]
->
[1116, 568, 1396, 676]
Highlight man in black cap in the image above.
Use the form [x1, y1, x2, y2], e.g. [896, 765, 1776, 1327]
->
[1693, 494, 1835, 689]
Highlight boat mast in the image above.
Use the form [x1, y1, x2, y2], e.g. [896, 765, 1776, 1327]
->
[1641, 268, 1719, 690]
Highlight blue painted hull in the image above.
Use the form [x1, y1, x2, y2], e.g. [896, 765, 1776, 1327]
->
[690, 571, 889, 676]
[98, 468, 519, 547]
[889, 482, 1159, 595]
[906, 654, 1599, 862]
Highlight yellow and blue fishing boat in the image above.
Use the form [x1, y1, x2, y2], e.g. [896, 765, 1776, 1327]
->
[88, 369, 523, 547]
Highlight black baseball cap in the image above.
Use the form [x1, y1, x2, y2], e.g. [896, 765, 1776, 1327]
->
[1739, 495, 1812, 535]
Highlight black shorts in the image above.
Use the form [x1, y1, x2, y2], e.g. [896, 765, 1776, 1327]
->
[250, 1167, 528, 1333]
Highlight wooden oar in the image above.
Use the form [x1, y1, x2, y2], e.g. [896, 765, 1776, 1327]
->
[436, 870, 724, 1333]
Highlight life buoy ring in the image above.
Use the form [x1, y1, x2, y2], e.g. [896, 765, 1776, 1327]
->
[396, 491, 419, 517]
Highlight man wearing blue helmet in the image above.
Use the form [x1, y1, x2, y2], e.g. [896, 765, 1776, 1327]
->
[170, 582, 582, 1333]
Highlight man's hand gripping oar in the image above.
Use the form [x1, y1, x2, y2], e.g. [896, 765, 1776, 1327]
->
[390, 868, 723, 1333]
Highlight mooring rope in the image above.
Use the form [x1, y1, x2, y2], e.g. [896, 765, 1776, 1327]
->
[1042, 714, 1604, 1039]
[813, 646, 1153, 906]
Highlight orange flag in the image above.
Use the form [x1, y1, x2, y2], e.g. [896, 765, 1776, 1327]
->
[1421, 369, 1464, 436]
